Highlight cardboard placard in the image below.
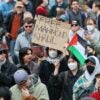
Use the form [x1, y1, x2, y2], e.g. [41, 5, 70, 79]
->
[32, 15, 70, 51]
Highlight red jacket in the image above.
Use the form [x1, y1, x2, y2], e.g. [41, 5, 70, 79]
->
[36, 6, 48, 16]
[90, 91, 100, 100]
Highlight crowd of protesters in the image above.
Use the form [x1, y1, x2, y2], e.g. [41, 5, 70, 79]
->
[0, 0, 100, 100]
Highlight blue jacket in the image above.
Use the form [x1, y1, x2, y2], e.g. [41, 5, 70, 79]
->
[0, 1, 16, 22]
[24, 0, 33, 16]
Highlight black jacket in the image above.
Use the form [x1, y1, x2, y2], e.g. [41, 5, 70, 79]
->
[0, 60, 17, 87]
[5, 11, 23, 33]
[39, 58, 68, 100]
[49, 70, 84, 100]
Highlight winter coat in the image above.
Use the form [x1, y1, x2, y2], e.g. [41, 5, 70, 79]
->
[39, 56, 68, 100]
[73, 56, 100, 100]
[10, 74, 49, 100]
[49, 70, 83, 100]
[5, 11, 23, 34]
[0, 60, 17, 87]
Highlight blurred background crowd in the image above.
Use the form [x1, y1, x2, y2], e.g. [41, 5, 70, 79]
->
[0, 0, 100, 100]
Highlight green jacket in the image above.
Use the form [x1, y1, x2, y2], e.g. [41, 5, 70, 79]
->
[10, 75, 49, 100]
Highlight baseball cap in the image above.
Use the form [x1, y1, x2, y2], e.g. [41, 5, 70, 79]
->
[71, 20, 80, 26]
[14, 69, 28, 85]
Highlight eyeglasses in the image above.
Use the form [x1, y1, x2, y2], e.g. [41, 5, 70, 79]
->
[71, 24, 78, 27]
[25, 25, 33, 28]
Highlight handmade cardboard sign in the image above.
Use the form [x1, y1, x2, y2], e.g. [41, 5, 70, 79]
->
[32, 15, 70, 51]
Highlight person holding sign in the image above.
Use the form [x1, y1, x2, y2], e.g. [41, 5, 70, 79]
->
[39, 47, 69, 100]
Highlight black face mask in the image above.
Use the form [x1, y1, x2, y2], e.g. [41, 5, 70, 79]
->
[87, 65, 95, 74]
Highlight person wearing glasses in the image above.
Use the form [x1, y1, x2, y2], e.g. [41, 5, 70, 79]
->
[68, 20, 86, 42]
[5, 1, 25, 65]
[0, 47, 17, 87]
[14, 18, 35, 59]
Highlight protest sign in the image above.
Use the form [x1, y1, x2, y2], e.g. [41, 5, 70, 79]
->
[32, 15, 70, 51]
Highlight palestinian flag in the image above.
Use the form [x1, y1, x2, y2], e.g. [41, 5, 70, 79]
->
[68, 34, 87, 65]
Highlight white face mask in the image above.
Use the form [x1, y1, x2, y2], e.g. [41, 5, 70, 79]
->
[68, 62, 78, 70]
[87, 25, 94, 31]
[49, 50, 57, 59]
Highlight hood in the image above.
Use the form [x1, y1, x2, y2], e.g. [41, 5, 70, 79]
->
[84, 56, 100, 82]
[28, 74, 41, 93]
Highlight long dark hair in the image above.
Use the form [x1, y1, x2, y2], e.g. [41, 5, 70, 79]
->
[36, 0, 43, 7]
[19, 47, 32, 65]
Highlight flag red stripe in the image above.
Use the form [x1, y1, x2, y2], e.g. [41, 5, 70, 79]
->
[69, 34, 78, 46]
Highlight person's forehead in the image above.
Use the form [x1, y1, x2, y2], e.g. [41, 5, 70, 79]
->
[87, 19, 94, 24]
[68, 58, 75, 62]
[72, 1, 79, 5]
[24, 23, 33, 25]
[86, 61, 95, 65]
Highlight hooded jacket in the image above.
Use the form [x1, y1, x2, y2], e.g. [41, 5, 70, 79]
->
[10, 74, 49, 100]
[73, 56, 100, 100]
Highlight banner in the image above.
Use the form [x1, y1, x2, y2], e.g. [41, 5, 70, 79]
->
[32, 15, 70, 51]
